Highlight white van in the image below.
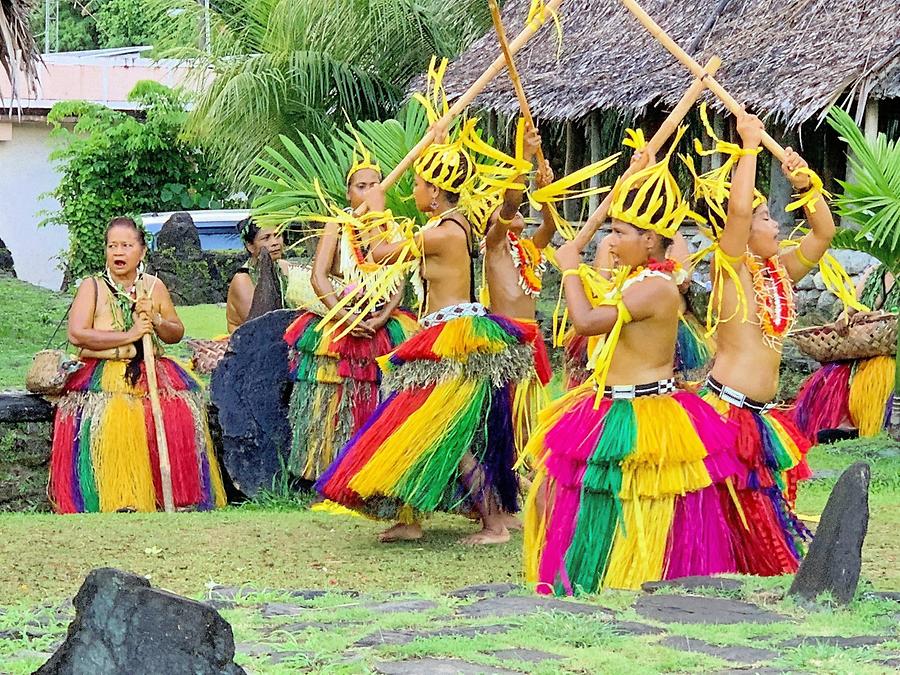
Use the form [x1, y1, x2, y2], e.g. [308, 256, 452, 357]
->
[141, 209, 251, 251]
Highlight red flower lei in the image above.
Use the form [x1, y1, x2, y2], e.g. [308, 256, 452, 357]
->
[745, 252, 796, 351]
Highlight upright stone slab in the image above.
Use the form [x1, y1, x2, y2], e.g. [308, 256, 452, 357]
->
[36, 568, 245, 675]
[789, 462, 870, 604]
[247, 247, 284, 320]
[211, 309, 299, 497]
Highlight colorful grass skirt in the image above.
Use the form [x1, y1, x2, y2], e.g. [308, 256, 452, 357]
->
[793, 356, 895, 439]
[701, 380, 812, 576]
[283, 310, 418, 482]
[316, 307, 538, 520]
[49, 358, 227, 513]
[563, 313, 714, 389]
[523, 381, 742, 594]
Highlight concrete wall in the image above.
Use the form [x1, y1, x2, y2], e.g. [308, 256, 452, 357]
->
[0, 120, 67, 289]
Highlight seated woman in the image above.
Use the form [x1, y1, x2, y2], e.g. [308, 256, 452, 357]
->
[226, 217, 292, 333]
[49, 216, 227, 513]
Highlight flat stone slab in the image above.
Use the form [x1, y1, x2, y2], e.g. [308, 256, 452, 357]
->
[490, 648, 563, 663]
[457, 595, 614, 619]
[634, 595, 788, 625]
[235, 643, 274, 657]
[662, 636, 778, 664]
[260, 602, 307, 618]
[642, 576, 743, 594]
[363, 599, 438, 613]
[268, 651, 306, 664]
[375, 658, 522, 674]
[447, 583, 520, 599]
[355, 624, 510, 647]
[209, 585, 357, 601]
[779, 635, 893, 649]
[608, 621, 666, 636]
[863, 591, 900, 603]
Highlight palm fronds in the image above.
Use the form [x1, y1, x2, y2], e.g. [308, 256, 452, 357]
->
[826, 106, 900, 253]
[151, 0, 492, 191]
[250, 102, 429, 230]
[1, 0, 42, 109]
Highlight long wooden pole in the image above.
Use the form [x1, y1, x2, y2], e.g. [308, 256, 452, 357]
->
[140, 284, 174, 513]
[580, 54, 720, 236]
[375, 0, 566, 193]
[618, 0, 786, 162]
[488, 0, 545, 165]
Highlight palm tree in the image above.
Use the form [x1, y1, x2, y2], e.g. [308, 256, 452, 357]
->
[1, 0, 42, 108]
[826, 105, 900, 435]
[151, 0, 492, 191]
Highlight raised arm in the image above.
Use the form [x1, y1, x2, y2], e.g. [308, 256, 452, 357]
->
[778, 148, 836, 282]
[531, 159, 558, 250]
[486, 123, 542, 247]
[719, 114, 763, 259]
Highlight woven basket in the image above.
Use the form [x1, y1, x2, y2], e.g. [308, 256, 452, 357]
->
[790, 312, 897, 363]
[186, 338, 230, 375]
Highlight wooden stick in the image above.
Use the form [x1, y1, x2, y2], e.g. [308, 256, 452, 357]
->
[618, 0, 786, 162]
[576, 55, 721, 247]
[374, 0, 566, 194]
[140, 286, 174, 513]
[488, 0, 545, 165]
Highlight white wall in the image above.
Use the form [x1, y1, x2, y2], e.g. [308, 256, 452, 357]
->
[0, 120, 68, 289]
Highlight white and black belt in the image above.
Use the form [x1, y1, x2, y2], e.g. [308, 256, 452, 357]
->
[706, 376, 775, 413]
[601, 378, 676, 400]
[420, 302, 487, 328]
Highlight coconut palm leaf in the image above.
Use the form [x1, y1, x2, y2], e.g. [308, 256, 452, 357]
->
[826, 106, 900, 252]
[831, 228, 900, 276]
[149, 0, 494, 191]
[251, 102, 429, 231]
[0, 0, 42, 109]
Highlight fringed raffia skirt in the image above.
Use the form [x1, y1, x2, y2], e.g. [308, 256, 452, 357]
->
[793, 356, 895, 439]
[563, 313, 714, 389]
[701, 378, 812, 576]
[512, 320, 552, 468]
[283, 310, 418, 482]
[49, 358, 227, 513]
[523, 380, 741, 595]
[316, 305, 538, 520]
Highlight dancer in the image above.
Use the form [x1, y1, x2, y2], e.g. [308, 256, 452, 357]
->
[794, 263, 897, 440]
[283, 152, 417, 485]
[524, 134, 739, 593]
[691, 112, 835, 575]
[50, 217, 227, 513]
[316, 121, 538, 545]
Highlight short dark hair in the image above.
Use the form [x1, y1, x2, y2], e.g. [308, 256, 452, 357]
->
[106, 216, 147, 247]
[236, 217, 260, 244]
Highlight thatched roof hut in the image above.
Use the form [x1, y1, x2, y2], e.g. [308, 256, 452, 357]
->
[440, 0, 900, 128]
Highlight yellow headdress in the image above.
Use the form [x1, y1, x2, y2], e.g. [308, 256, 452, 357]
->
[608, 125, 700, 238]
[346, 129, 382, 185]
[413, 137, 476, 195]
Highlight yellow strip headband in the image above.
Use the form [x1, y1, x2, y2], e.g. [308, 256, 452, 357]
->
[608, 125, 700, 238]
[346, 127, 382, 185]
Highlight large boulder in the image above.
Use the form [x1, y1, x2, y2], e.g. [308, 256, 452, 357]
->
[789, 462, 870, 604]
[155, 211, 202, 253]
[36, 568, 245, 674]
[0, 235, 15, 276]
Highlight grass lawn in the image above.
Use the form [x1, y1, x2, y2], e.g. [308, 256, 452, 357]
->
[1, 276, 899, 673]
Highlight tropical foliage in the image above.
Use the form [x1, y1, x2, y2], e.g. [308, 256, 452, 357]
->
[42, 82, 232, 281]
[151, 0, 494, 190]
[251, 103, 429, 230]
[827, 105, 900, 274]
[1, 0, 41, 105]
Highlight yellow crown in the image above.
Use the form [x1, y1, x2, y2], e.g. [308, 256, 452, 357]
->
[414, 138, 476, 195]
[346, 129, 382, 184]
[608, 125, 698, 238]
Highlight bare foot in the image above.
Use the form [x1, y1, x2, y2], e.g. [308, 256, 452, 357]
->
[460, 526, 510, 545]
[377, 523, 423, 543]
[501, 513, 523, 531]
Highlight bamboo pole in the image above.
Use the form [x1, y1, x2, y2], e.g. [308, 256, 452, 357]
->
[374, 0, 567, 194]
[618, 0, 787, 162]
[488, 0, 545, 166]
[140, 284, 174, 513]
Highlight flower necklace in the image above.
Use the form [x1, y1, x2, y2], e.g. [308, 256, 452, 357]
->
[507, 232, 546, 296]
[745, 252, 796, 352]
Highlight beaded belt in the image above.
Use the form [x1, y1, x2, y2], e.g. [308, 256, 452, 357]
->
[420, 302, 487, 328]
[706, 376, 775, 413]
[601, 378, 676, 400]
